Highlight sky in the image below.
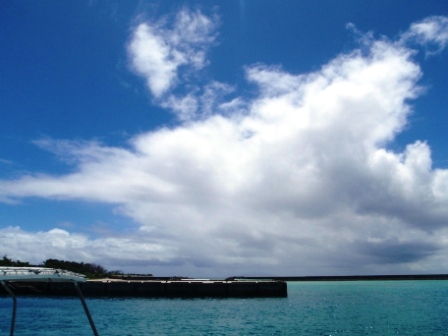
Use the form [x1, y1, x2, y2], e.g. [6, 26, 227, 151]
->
[1, 1, 448, 277]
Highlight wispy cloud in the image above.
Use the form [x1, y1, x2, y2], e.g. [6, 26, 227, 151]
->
[128, 8, 218, 99]
[400, 16, 448, 56]
[1, 14, 448, 276]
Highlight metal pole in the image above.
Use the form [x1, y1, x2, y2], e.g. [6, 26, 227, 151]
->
[73, 282, 99, 336]
[1, 281, 17, 336]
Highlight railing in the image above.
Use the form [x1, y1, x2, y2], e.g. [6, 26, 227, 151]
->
[0, 267, 86, 282]
[0, 267, 98, 336]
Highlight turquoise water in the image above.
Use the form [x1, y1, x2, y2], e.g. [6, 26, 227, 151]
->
[1, 281, 448, 335]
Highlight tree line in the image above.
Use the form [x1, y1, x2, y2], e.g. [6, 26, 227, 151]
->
[0, 255, 123, 279]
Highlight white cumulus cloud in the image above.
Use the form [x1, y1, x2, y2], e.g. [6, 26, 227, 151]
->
[1, 14, 448, 276]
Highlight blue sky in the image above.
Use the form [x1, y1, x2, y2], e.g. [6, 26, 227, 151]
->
[1, 1, 448, 277]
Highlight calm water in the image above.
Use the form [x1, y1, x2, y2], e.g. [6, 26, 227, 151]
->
[1, 281, 448, 335]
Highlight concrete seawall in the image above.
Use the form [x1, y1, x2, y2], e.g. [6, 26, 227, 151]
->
[0, 280, 287, 298]
[233, 274, 448, 281]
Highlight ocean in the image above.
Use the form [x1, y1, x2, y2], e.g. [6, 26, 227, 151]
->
[1, 280, 448, 335]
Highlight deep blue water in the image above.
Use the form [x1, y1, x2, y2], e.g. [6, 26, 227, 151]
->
[1, 281, 448, 335]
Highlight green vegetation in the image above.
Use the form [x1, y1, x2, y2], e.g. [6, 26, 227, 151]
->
[42, 259, 123, 279]
[0, 255, 123, 279]
[0, 255, 31, 267]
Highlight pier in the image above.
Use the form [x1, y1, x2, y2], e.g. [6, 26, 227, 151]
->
[0, 279, 287, 298]
[232, 274, 448, 281]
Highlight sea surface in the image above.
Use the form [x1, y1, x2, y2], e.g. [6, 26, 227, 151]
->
[1, 280, 448, 335]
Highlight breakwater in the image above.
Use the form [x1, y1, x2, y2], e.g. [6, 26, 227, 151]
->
[0, 280, 287, 298]
[232, 274, 448, 281]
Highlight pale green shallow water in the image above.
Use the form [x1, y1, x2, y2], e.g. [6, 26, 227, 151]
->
[1, 281, 448, 335]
